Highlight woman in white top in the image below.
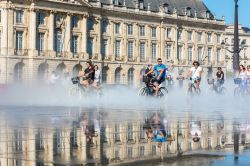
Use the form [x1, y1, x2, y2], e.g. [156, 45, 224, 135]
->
[238, 65, 247, 88]
[247, 65, 250, 79]
[93, 65, 101, 88]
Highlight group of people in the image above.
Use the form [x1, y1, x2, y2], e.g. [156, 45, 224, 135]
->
[143, 58, 227, 94]
[239, 65, 250, 84]
[78, 60, 101, 89]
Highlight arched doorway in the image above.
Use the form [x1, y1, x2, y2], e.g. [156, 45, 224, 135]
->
[128, 68, 134, 85]
[101, 66, 109, 84]
[115, 67, 122, 84]
[14, 62, 24, 82]
[56, 62, 66, 77]
[38, 62, 48, 82]
[72, 64, 82, 77]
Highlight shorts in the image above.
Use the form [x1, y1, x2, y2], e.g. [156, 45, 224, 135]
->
[152, 77, 165, 85]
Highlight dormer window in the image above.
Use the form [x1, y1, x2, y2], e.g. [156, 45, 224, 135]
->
[164, 4, 169, 13]
[113, 0, 118, 5]
[187, 7, 191, 17]
[206, 11, 210, 19]
[139, 0, 144, 9]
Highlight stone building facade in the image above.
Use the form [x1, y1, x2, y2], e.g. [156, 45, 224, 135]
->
[0, 0, 227, 85]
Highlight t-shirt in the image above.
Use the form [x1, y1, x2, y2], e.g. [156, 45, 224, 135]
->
[239, 71, 247, 80]
[153, 64, 167, 78]
[145, 68, 153, 78]
[216, 71, 224, 80]
[84, 67, 95, 80]
[190, 66, 202, 79]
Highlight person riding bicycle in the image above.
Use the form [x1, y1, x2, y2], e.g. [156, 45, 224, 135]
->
[144, 63, 154, 86]
[151, 58, 167, 96]
[78, 60, 95, 88]
[187, 61, 203, 93]
[216, 67, 224, 87]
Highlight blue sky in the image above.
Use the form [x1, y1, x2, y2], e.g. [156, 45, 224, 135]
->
[204, 0, 250, 27]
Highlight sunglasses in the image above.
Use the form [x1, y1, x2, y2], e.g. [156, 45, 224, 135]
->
[158, 61, 162, 63]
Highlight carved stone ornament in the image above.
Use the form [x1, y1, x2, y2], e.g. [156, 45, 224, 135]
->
[55, 15, 65, 29]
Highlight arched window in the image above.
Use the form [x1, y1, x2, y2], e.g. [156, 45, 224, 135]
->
[14, 62, 24, 82]
[38, 62, 48, 81]
[115, 67, 121, 84]
[101, 66, 109, 84]
[128, 68, 134, 85]
[56, 62, 66, 77]
[72, 64, 82, 77]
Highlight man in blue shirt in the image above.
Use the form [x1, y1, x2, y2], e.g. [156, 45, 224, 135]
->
[148, 58, 167, 96]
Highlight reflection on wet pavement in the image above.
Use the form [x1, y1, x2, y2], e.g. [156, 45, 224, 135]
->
[0, 106, 250, 166]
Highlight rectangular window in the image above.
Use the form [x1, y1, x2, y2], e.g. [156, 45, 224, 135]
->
[127, 147, 133, 158]
[37, 12, 45, 25]
[115, 23, 120, 34]
[198, 47, 203, 63]
[128, 41, 133, 59]
[140, 42, 145, 60]
[16, 31, 23, 51]
[115, 149, 120, 159]
[71, 35, 78, 55]
[207, 48, 212, 63]
[140, 146, 145, 156]
[101, 40, 108, 56]
[151, 43, 157, 60]
[152, 145, 156, 155]
[71, 16, 78, 28]
[140, 125, 145, 139]
[178, 30, 182, 40]
[166, 28, 171, 39]
[37, 33, 45, 55]
[188, 47, 193, 64]
[56, 130, 62, 149]
[217, 48, 221, 64]
[177, 46, 182, 60]
[36, 130, 44, 150]
[55, 31, 62, 54]
[217, 34, 221, 43]
[165, 44, 171, 60]
[207, 33, 212, 43]
[114, 124, 120, 141]
[70, 127, 77, 147]
[198, 32, 202, 42]
[128, 123, 133, 140]
[139, 25, 145, 36]
[127, 24, 133, 35]
[188, 31, 192, 41]
[16, 10, 23, 24]
[115, 40, 121, 57]
[87, 37, 93, 57]
[102, 21, 108, 33]
[152, 27, 156, 38]
[14, 130, 22, 151]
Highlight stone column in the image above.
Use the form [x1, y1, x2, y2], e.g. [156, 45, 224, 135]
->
[62, 128, 70, 163]
[48, 11, 55, 56]
[64, 14, 71, 54]
[28, 6, 37, 57]
[81, 14, 87, 59]
[1, 8, 8, 56]
[8, 8, 14, 55]
[96, 17, 102, 60]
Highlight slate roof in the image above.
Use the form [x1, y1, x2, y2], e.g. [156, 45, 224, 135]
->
[98, 0, 214, 19]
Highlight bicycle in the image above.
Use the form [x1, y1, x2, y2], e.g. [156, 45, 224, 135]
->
[234, 78, 250, 97]
[69, 77, 103, 98]
[138, 76, 168, 98]
[187, 78, 201, 96]
[206, 78, 226, 95]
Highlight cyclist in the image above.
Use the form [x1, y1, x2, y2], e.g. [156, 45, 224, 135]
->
[152, 58, 167, 96]
[79, 60, 95, 88]
[187, 61, 203, 93]
[144, 63, 154, 85]
[216, 67, 224, 87]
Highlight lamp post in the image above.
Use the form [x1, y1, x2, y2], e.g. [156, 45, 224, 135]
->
[221, 0, 246, 73]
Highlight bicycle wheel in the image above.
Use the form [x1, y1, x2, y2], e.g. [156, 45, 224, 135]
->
[158, 87, 168, 97]
[234, 87, 241, 97]
[138, 87, 147, 96]
[219, 87, 227, 95]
